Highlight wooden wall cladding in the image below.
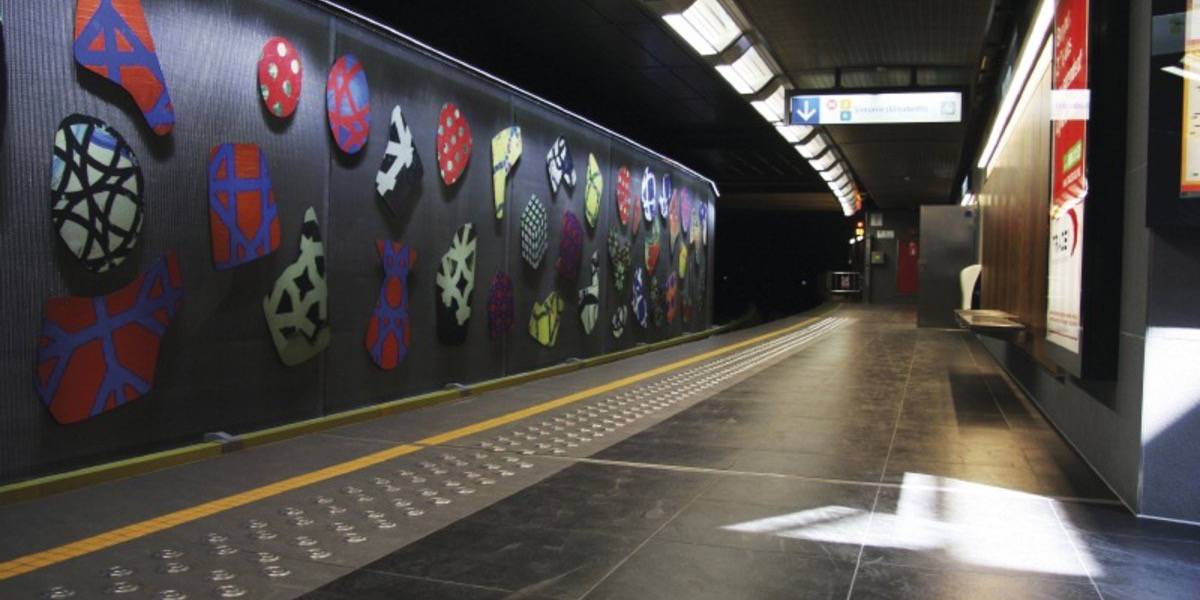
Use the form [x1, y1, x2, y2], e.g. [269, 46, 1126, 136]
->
[979, 67, 1052, 357]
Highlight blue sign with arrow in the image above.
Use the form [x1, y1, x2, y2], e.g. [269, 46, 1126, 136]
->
[791, 96, 820, 125]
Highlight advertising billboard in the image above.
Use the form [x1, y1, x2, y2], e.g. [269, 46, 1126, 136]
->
[1046, 0, 1089, 354]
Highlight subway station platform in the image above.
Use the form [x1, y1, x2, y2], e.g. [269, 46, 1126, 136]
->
[1, 305, 1198, 599]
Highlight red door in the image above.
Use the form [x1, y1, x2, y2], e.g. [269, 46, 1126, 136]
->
[897, 239, 920, 295]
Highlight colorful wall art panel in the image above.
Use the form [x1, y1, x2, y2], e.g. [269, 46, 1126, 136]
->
[658, 173, 672, 220]
[263, 208, 329, 366]
[207, 143, 280, 270]
[528, 291, 564, 347]
[326, 53, 370, 154]
[578, 251, 600, 334]
[258, 36, 302, 119]
[607, 226, 631, 292]
[611, 305, 628, 339]
[632, 267, 648, 328]
[51, 114, 143, 274]
[73, 0, 174, 135]
[376, 105, 423, 213]
[491, 126, 522, 219]
[520, 195, 549, 269]
[616, 166, 632, 226]
[487, 272, 515, 339]
[557, 211, 583, 281]
[436, 102, 471, 185]
[650, 274, 664, 328]
[365, 241, 415, 370]
[645, 219, 661, 271]
[35, 252, 184, 425]
[584, 153, 602, 229]
[436, 223, 477, 345]
[547, 136, 576, 194]
[641, 168, 657, 223]
[665, 273, 678, 324]
[668, 190, 681, 244]
[678, 244, 689, 280]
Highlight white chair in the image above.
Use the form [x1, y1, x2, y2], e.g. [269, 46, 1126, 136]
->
[960, 264, 982, 310]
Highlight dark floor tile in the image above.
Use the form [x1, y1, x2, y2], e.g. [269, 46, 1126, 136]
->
[466, 484, 690, 536]
[306, 570, 518, 600]
[364, 520, 643, 599]
[1053, 501, 1200, 544]
[584, 540, 855, 600]
[1082, 532, 1200, 600]
[531, 462, 715, 501]
[848, 560, 1100, 599]
[590, 439, 739, 470]
[733, 449, 886, 482]
[702, 474, 880, 508]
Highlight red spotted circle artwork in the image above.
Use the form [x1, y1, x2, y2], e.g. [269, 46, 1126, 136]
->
[366, 241, 416, 370]
[258, 36, 302, 119]
[436, 102, 472, 186]
[35, 252, 185, 425]
[207, 143, 281, 270]
[73, 0, 175, 135]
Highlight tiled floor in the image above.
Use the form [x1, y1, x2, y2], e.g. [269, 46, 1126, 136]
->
[3, 305, 1198, 599]
[309, 305, 1200, 599]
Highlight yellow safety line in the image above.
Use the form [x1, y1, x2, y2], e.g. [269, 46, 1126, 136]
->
[0, 313, 830, 581]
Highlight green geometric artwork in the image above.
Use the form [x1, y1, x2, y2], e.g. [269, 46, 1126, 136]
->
[263, 207, 329, 366]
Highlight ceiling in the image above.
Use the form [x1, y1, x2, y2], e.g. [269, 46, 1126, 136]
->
[332, 0, 1023, 211]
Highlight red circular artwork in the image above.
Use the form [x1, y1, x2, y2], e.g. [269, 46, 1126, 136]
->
[616, 166, 632, 226]
[257, 37, 302, 119]
[436, 103, 472, 185]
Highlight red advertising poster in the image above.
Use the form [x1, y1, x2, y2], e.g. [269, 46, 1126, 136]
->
[896, 239, 919, 295]
[1047, 0, 1088, 354]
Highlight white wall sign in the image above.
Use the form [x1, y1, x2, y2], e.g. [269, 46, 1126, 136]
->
[789, 92, 963, 126]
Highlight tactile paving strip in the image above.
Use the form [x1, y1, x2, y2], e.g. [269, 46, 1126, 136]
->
[6, 317, 845, 600]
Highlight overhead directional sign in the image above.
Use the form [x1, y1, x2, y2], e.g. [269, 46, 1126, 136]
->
[788, 91, 963, 125]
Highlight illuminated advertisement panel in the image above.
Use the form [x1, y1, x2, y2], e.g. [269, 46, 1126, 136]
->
[1046, 0, 1088, 354]
[1182, 0, 1200, 195]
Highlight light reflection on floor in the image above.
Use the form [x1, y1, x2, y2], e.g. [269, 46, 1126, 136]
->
[722, 472, 1104, 579]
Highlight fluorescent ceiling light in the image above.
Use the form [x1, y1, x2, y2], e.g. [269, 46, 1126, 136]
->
[774, 123, 813, 143]
[819, 163, 846, 182]
[977, 0, 1054, 170]
[1163, 65, 1200, 83]
[809, 150, 838, 172]
[960, 193, 977, 207]
[716, 46, 774, 94]
[662, 0, 741, 56]
[829, 173, 851, 190]
[796, 134, 828, 159]
[752, 84, 787, 123]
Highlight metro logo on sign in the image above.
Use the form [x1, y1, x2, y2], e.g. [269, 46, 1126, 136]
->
[788, 92, 962, 125]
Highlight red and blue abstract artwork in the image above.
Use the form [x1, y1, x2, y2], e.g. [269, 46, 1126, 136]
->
[207, 143, 280, 270]
[35, 252, 185, 425]
[73, 0, 174, 135]
[326, 54, 370, 154]
[366, 241, 415, 370]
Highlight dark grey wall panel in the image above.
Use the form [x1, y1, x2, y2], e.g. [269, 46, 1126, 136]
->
[0, 0, 715, 481]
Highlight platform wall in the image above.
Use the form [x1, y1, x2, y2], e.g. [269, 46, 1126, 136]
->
[0, 0, 716, 482]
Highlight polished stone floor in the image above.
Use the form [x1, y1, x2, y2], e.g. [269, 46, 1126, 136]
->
[308, 305, 1200, 599]
[2, 305, 1198, 599]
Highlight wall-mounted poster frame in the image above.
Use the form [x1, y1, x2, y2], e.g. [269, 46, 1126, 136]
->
[1046, 0, 1090, 356]
[1043, 0, 1128, 379]
[1149, 0, 1200, 227]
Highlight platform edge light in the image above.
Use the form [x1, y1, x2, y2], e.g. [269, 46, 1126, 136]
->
[977, 0, 1054, 172]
